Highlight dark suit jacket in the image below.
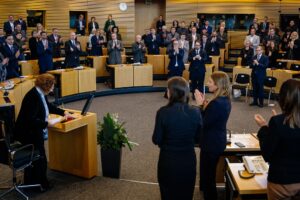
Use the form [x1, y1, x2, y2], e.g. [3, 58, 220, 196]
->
[258, 114, 300, 184]
[250, 54, 269, 82]
[209, 37, 221, 56]
[187, 33, 201, 49]
[1, 44, 19, 78]
[188, 49, 207, 80]
[64, 40, 81, 67]
[14, 20, 27, 31]
[168, 49, 185, 72]
[88, 22, 99, 34]
[107, 40, 123, 64]
[37, 41, 53, 73]
[91, 35, 104, 56]
[29, 37, 38, 59]
[48, 34, 63, 58]
[201, 41, 212, 56]
[132, 42, 146, 63]
[200, 96, 231, 154]
[240, 47, 254, 66]
[145, 34, 161, 55]
[153, 103, 202, 151]
[3, 21, 14, 34]
[292, 39, 300, 60]
[201, 25, 212, 35]
[74, 20, 86, 35]
[14, 87, 65, 147]
[156, 20, 165, 33]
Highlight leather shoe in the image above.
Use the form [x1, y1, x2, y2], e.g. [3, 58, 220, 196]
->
[258, 104, 264, 108]
[249, 102, 258, 106]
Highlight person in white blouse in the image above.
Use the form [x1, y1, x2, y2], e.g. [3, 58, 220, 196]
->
[245, 28, 260, 55]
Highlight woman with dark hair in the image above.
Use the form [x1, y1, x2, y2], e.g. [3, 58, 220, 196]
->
[254, 79, 300, 200]
[172, 20, 179, 31]
[107, 26, 122, 41]
[14, 74, 73, 190]
[265, 40, 279, 68]
[29, 30, 39, 59]
[153, 76, 202, 200]
[194, 71, 232, 200]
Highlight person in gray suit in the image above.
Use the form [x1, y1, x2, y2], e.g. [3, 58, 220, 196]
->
[107, 33, 123, 64]
[166, 27, 180, 53]
[246, 28, 260, 55]
[132, 35, 146, 63]
[0, 53, 9, 81]
[178, 34, 189, 63]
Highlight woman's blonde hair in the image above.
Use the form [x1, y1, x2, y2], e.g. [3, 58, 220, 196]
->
[210, 71, 231, 101]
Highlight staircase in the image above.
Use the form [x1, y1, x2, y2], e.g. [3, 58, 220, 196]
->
[221, 49, 241, 80]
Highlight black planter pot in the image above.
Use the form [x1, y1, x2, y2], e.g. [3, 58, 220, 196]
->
[101, 148, 122, 178]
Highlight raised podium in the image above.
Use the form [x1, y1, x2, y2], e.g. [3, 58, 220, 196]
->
[48, 111, 98, 179]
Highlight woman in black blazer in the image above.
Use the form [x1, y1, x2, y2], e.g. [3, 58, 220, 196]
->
[153, 77, 202, 200]
[14, 74, 72, 190]
[254, 79, 300, 200]
[194, 71, 231, 200]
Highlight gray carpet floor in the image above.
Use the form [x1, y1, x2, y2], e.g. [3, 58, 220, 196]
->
[0, 84, 278, 200]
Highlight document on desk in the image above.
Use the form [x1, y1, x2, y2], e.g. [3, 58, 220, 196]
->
[48, 115, 64, 126]
[243, 156, 269, 174]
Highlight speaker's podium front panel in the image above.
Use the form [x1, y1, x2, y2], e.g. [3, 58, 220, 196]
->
[48, 111, 98, 179]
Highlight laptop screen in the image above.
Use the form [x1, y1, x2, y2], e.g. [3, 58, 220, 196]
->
[81, 94, 94, 116]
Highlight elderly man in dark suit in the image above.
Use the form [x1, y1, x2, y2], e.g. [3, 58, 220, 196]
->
[64, 32, 82, 67]
[107, 33, 123, 64]
[1, 35, 20, 79]
[37, 31, 53, 73]
[188, 41, 207, 95]
[48, 28, 63, 58]
[167, 40, 185, 78]
[250, 46, 269, 107]
[132, 35, 146, 63]
[74, 14, 86, 36]
[3, 15, 15, 35]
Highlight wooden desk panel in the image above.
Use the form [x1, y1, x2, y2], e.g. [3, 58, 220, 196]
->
[87, 56, 110, 77]
[220, 49, 225, 67]
[276, 59, 300, 69]
[228, 163, 267, 195]
[225, 42, 230, 61]
[210, 56, 220, 71]
[102, 48, 126, 56]
[133, 64, 153, 87]
[108, 64, 134, 88]
[19, 60, 39, 75]
[78, 68, 96, 93]
[146, 55, 165, 75]
[159, 47, 167, 55]
[48, 111, 98, 179]
[76, 36, 89, 52]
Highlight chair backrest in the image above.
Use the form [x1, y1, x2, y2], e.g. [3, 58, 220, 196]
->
[291, 64, 300, 71]
[264, 76, 277, 88]
[276, 61, 287, 69]
[235, 73, 250, 84]
[0, 120, 9, 164]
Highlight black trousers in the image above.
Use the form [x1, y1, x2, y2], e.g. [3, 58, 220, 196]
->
[24, 139, 48, 187]
[252, 77, 264, 105]
[190, 73, 205, 93]
[200, 151, 221, 200]
[158, 150, 196, 200]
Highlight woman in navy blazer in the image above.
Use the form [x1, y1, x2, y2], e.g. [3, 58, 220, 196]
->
[167, 40, 185, 78]
[153, 77, 202, 200]
[255, 79, 300, 200]
[195, 71, 231, 200]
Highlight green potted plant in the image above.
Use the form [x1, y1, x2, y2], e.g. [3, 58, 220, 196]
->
[97, 113, 133, 178]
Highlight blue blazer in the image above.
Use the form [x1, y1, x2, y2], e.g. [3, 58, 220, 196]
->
[37, 41, 53, 73]
[1, 44, 20, 79]
[168, 49, 185, 72]
[74, 19, 86, 35]
[250, 54, 269, 82]
[188, 49, 207, 79]
[91, 35, 103, 56]
[200, 96, 231, 154]
[3, 22, 14, 34]
[145, 34, 161, 55]
[202, 25, 213, 35]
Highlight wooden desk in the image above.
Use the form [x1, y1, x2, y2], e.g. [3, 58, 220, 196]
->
[48, 111, 98, 179]
[0, 77, 35, 117]
[159, 47, 167, 55]
[133, 64, 153, 87]
[276, 59, 300, 69]
[48, 67, 96, 97]
[210, 55, 220, 71]
[146, 55, 165, 75]
[220, 49, 225, 67]
[217, 133, 261, 184]
[87, 56, 110, 77]
[225, 42, 230, 61]
[233, 66, 300, 93]
[107, 64, 134, 88]
[225, 163, 267, 199]
[19, 60, 39, 76]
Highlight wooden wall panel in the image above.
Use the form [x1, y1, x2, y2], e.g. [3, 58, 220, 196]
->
[0, 0, 135, 46]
